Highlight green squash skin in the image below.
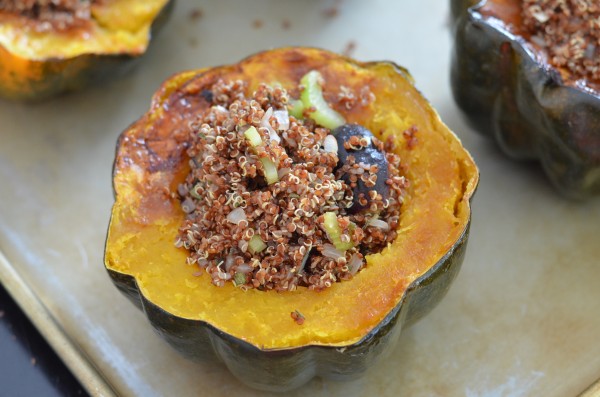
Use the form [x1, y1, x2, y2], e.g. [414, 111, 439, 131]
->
[0, 0, 175, 101]
[450, 0, 600, 198]
[106, 223, 471, 391]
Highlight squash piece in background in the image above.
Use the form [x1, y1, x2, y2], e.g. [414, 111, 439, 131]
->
[0, 0, 174, 100]
[450, 0, 600, 198]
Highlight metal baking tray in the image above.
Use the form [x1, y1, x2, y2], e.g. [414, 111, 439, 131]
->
[1, 1, 599, 395]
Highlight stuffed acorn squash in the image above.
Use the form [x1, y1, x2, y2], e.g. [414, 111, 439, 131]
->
[104, 47, 479, 391]
[451, 0, 600, 198]
[0, 0, 174, 100]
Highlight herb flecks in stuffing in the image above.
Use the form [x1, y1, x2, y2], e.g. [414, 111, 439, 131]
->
[176, 78, 407, 291]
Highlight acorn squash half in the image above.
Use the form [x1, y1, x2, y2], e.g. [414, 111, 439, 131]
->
[450, 0, 600, 198]
[104, 47, 479, 391]
[0, 0, 174, 100]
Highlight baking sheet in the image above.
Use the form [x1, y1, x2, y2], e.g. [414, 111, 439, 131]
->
[1, 0, 599, 396]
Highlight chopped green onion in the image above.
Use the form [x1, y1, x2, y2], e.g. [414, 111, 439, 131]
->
[189, 183, 203, 199]
[288, 99, 305, 119]
[244, 124, 280, 185]
[233, 272, 246, 286]
[244, 126, 263, 147]
[248, 235, 267, 254]
[260, 157, 279, 185]
[323, 212, 354, 251]
[299, 70, 345, 129]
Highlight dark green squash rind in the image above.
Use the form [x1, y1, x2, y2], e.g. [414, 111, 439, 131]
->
[0, 0, 175, 101]
[105, 220, 471, 391]
[450, 0, 600, 198]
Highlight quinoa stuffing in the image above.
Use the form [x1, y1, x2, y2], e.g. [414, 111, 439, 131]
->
[522, 0, 600, 86]
[0, 0, 96, 31]
[176, 75, 408, 291]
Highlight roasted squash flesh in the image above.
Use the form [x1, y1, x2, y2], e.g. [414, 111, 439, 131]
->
[105, 48, 478, 350]
[0, 0, 172, 100]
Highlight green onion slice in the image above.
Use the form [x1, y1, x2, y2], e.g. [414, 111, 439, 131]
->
[322, 212, 354, 251]
[299, 70, 345, 129]
[260, 157, 279, 185]
[244, 126, 263, 147]
[233, 272, 246, 286]
[248, 235, 267, 254]
[288, 99, 305, 119]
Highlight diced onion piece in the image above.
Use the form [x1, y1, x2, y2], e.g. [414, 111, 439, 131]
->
[244, 126, 262, 147]
[367, 218, 390, 231]
[299, 70, 345, 129]
[323, 134, 338, 153]
[213, 105, 229, 114]
[218, 272, 232, 280]
[288, 99, 304, 119]
[283, 132, 298, 148]
[273, 109, 290, 131]
[177, 184, 188, 196]
[322, 243, 344, 259]
[585, 44, 596, 59]
[266, 126, 281, 143]
[348, 253, 363, 275]
[531, 10, 550, 23]
[264, 107, 273, 120]
[260, 157, 279, 185]
[236, 264, 253, 274]
[225, 254, 235, 271]
[261, 107, 281, 143]
[227, 207, 247, 224]
[181, 197, 195, 213]
[277, 167, 291, 179]
[197, 259, 208, 268]
[248, 235, 267, 254]
[322, 212, 354, 251]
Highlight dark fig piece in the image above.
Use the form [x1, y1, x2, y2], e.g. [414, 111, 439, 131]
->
[333, 124, 390, 213]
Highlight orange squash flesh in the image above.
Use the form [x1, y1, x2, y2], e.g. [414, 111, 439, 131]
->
[105, 48, 478, 350]
[0, 0, 172, 100]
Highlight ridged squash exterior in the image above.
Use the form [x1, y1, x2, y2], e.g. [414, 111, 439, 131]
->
[450, 0, 600, 198]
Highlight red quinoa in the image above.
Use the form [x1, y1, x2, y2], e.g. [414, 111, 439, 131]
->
[0, 0, 96, 31]
[176, 79, 407, 291]
[522, 0, 600, 86]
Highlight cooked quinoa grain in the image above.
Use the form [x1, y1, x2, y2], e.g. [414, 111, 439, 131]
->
[522, 0, 600, 86]
[0, 0, 96, 31]
[176, 79, 407, 291]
